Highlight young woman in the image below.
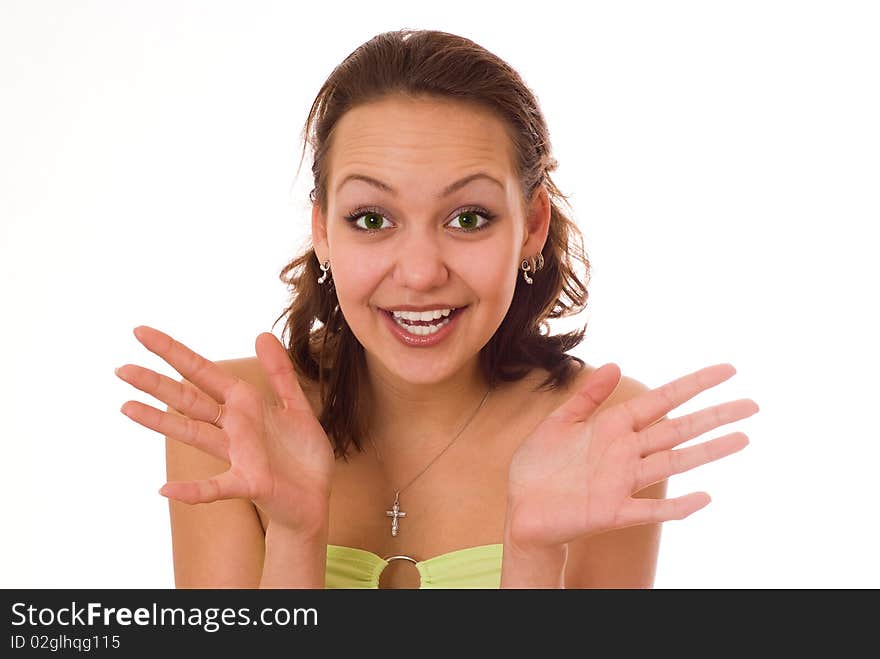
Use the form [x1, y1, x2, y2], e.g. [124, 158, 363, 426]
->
[115, 29, 758, 589]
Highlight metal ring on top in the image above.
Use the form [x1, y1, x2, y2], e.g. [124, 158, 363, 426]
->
[383, 554, 419, 565]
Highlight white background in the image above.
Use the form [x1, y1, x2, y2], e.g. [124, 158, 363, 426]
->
[2, 0, 877, 588]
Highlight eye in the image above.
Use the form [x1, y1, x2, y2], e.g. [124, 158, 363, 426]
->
[343, 206, 497, 234]
[344, 208, 391, 232]
[445, 208, 496, 232]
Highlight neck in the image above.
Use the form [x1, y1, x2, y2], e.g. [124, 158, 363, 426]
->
[362, 355, 492, 461]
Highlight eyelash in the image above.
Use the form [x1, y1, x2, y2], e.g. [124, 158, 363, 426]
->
[343, 205, 497, 234]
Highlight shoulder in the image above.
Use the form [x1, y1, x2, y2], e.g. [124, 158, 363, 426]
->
[493, 360, 650, 441]
[596, 368, 652, 412]
[213, 356, 267, 388]
[213, 356, 322, 417]
[546, 359, 652, 415]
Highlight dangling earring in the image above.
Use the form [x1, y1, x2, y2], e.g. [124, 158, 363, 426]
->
[521, 253, 544, 285]
[318, 259, 331, 284]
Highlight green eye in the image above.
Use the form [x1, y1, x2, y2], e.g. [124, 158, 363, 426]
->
[344, 206, 497, 233]
[362, 213, 386, 231]
[451, 211, 484, 230]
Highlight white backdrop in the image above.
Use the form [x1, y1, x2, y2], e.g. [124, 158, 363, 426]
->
[2, 0, 877, 588]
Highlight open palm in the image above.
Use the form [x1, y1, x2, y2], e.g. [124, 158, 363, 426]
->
[506, 363, 758, 549]
[116, 325, 335, 533]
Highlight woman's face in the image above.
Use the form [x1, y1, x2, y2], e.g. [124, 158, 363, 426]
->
[312, 94, 549, 387]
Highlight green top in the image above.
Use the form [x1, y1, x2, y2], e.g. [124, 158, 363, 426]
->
[325, 543, 504, 589]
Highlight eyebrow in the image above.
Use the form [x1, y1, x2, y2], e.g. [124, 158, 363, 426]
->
[336, 172, 504, 197]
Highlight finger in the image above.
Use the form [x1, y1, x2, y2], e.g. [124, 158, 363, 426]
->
[120, 400, 229, 462]
[115, 363, 222, 426]
[254, 332, 313, 415]
[639, 398, 759, 456]
[614, 492, 712, 528]
[132, 325, 240, 403]
[623, 363, 737, 432]
[158, 470, 245, 505]
[635, 431, 749, 491]
[550, 363, 622, 424]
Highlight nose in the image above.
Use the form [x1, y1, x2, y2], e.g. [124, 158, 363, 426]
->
[391, 228, 450, 291]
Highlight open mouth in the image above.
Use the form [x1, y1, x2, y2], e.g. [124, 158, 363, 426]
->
[380, 306, 466, 327]
[377, 305, 468, 342]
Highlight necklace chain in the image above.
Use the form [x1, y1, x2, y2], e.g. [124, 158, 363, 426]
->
[368, 387, 492, 499]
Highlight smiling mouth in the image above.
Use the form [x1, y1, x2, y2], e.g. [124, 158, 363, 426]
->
[379, 306, 466, 326]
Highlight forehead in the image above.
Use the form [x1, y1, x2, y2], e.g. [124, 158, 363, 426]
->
[327, 95, 517, 191]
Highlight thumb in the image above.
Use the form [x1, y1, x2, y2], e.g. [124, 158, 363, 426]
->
[255, 332, 313, 415]
[551, 362, 622, 424]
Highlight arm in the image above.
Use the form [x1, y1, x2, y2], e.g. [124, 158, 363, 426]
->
[500, 481, 667, 588]
[502, 373, 671, 588]
[503, 362, 753, 589]
[500, 520, 568, 588]
[260, 520, 328, 589]
[564, 376, 668, 588]
[502, 364, 744, 588]
[165, 415, 265, 587]
[165, 358, 327, 588]
[563, 479, 666, 588]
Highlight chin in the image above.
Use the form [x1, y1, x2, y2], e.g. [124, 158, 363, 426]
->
[385, 355, 463, 385]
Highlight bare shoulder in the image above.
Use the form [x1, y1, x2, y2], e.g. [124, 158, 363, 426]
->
[214, 356, 322, 417]
[213, 356, 275, 396]
[529, 358, 652, 415]
[494, 360, 650, 460]
[587, 364, 652, 412]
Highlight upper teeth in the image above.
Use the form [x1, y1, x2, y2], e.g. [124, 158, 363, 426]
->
[391, 308, 455, 321]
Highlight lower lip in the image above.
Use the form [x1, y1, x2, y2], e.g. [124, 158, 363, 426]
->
[379, 307, 466, 348]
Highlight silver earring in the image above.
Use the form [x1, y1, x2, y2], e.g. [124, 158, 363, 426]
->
[318, 259, 331, 284]
[521, 253, 544, 285]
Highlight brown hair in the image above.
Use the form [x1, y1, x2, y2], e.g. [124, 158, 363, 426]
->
[272, 29, 591, 460]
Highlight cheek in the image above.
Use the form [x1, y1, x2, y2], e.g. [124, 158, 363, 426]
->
[460, 254, 516, 295]
[329, 242, 375, 282]
[328, 249, 382, 315]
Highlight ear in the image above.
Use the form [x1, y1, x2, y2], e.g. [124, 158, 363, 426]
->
[311, 203, 329, 259]
[520, 183, 551, 260]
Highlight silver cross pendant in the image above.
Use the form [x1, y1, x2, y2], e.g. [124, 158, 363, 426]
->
[385, 491, 407, 537]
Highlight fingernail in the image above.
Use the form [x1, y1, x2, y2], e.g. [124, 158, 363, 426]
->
[114, 367, 121, 376]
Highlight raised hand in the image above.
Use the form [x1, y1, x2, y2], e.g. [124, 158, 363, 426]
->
[115, 326, 335, 534]
[505, 363, 758, 549]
